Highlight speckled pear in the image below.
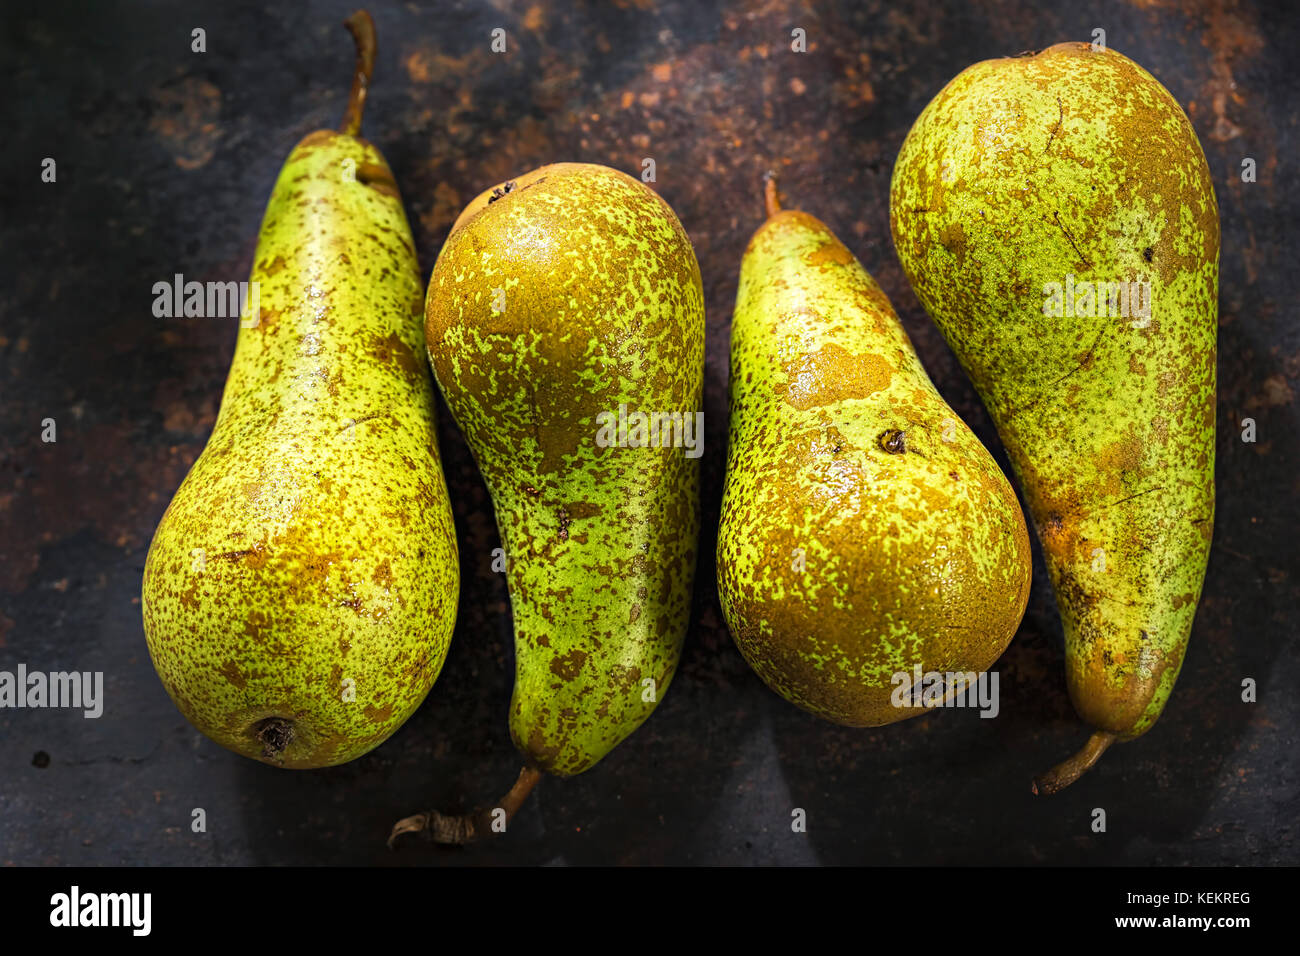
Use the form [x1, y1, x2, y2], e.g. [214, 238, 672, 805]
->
[425, 162, 704, 781]
[889, 42, 1217, 792]
[141, 12, 458, 768]
[716, 176, 1031, 727]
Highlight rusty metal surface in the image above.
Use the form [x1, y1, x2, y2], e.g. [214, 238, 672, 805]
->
[0, 0, 1295, 865]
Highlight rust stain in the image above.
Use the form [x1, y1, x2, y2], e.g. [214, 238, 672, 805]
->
[148, 77, 223, 170]
[780, 343, 892, 410]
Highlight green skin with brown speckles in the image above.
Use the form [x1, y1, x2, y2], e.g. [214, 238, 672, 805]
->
[426, 163, 703, 777]
[142, 129, 459, 769]
[717, 201, 1032, 727]
[890, 43, 1218, 745]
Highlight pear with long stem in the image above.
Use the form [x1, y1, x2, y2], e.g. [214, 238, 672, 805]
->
[143, 11, 459, 769]
[391, 163, 704, 845]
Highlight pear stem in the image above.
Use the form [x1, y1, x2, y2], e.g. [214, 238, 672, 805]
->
[1031, 730, 1117, 795]
[387, 765, 544, 848]
[340, 10, 377, 137]
[763, 170, 782, 218]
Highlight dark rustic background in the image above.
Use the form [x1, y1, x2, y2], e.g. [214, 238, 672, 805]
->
[1, 0, 1295, 866]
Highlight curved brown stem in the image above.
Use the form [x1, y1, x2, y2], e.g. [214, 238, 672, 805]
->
[340, 10, 377, 136]
[763, 169, 782, 218]
[495, 764, 544, 820]
[1031, 730, 1117, 795]
[388, 765, 544, 848]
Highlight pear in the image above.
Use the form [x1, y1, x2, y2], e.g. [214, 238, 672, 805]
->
[391, 163, 704, 843]
[889, 42, 1217, 792]
[141, 12, 459, 769]
[716, 175, 1032, 728]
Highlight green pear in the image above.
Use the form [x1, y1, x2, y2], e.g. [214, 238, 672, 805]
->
[396, 162, 703, 841]
[890, 42, 1217, 792]
[142, 12, 458, 769]
[716, 176, 1032, 727]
